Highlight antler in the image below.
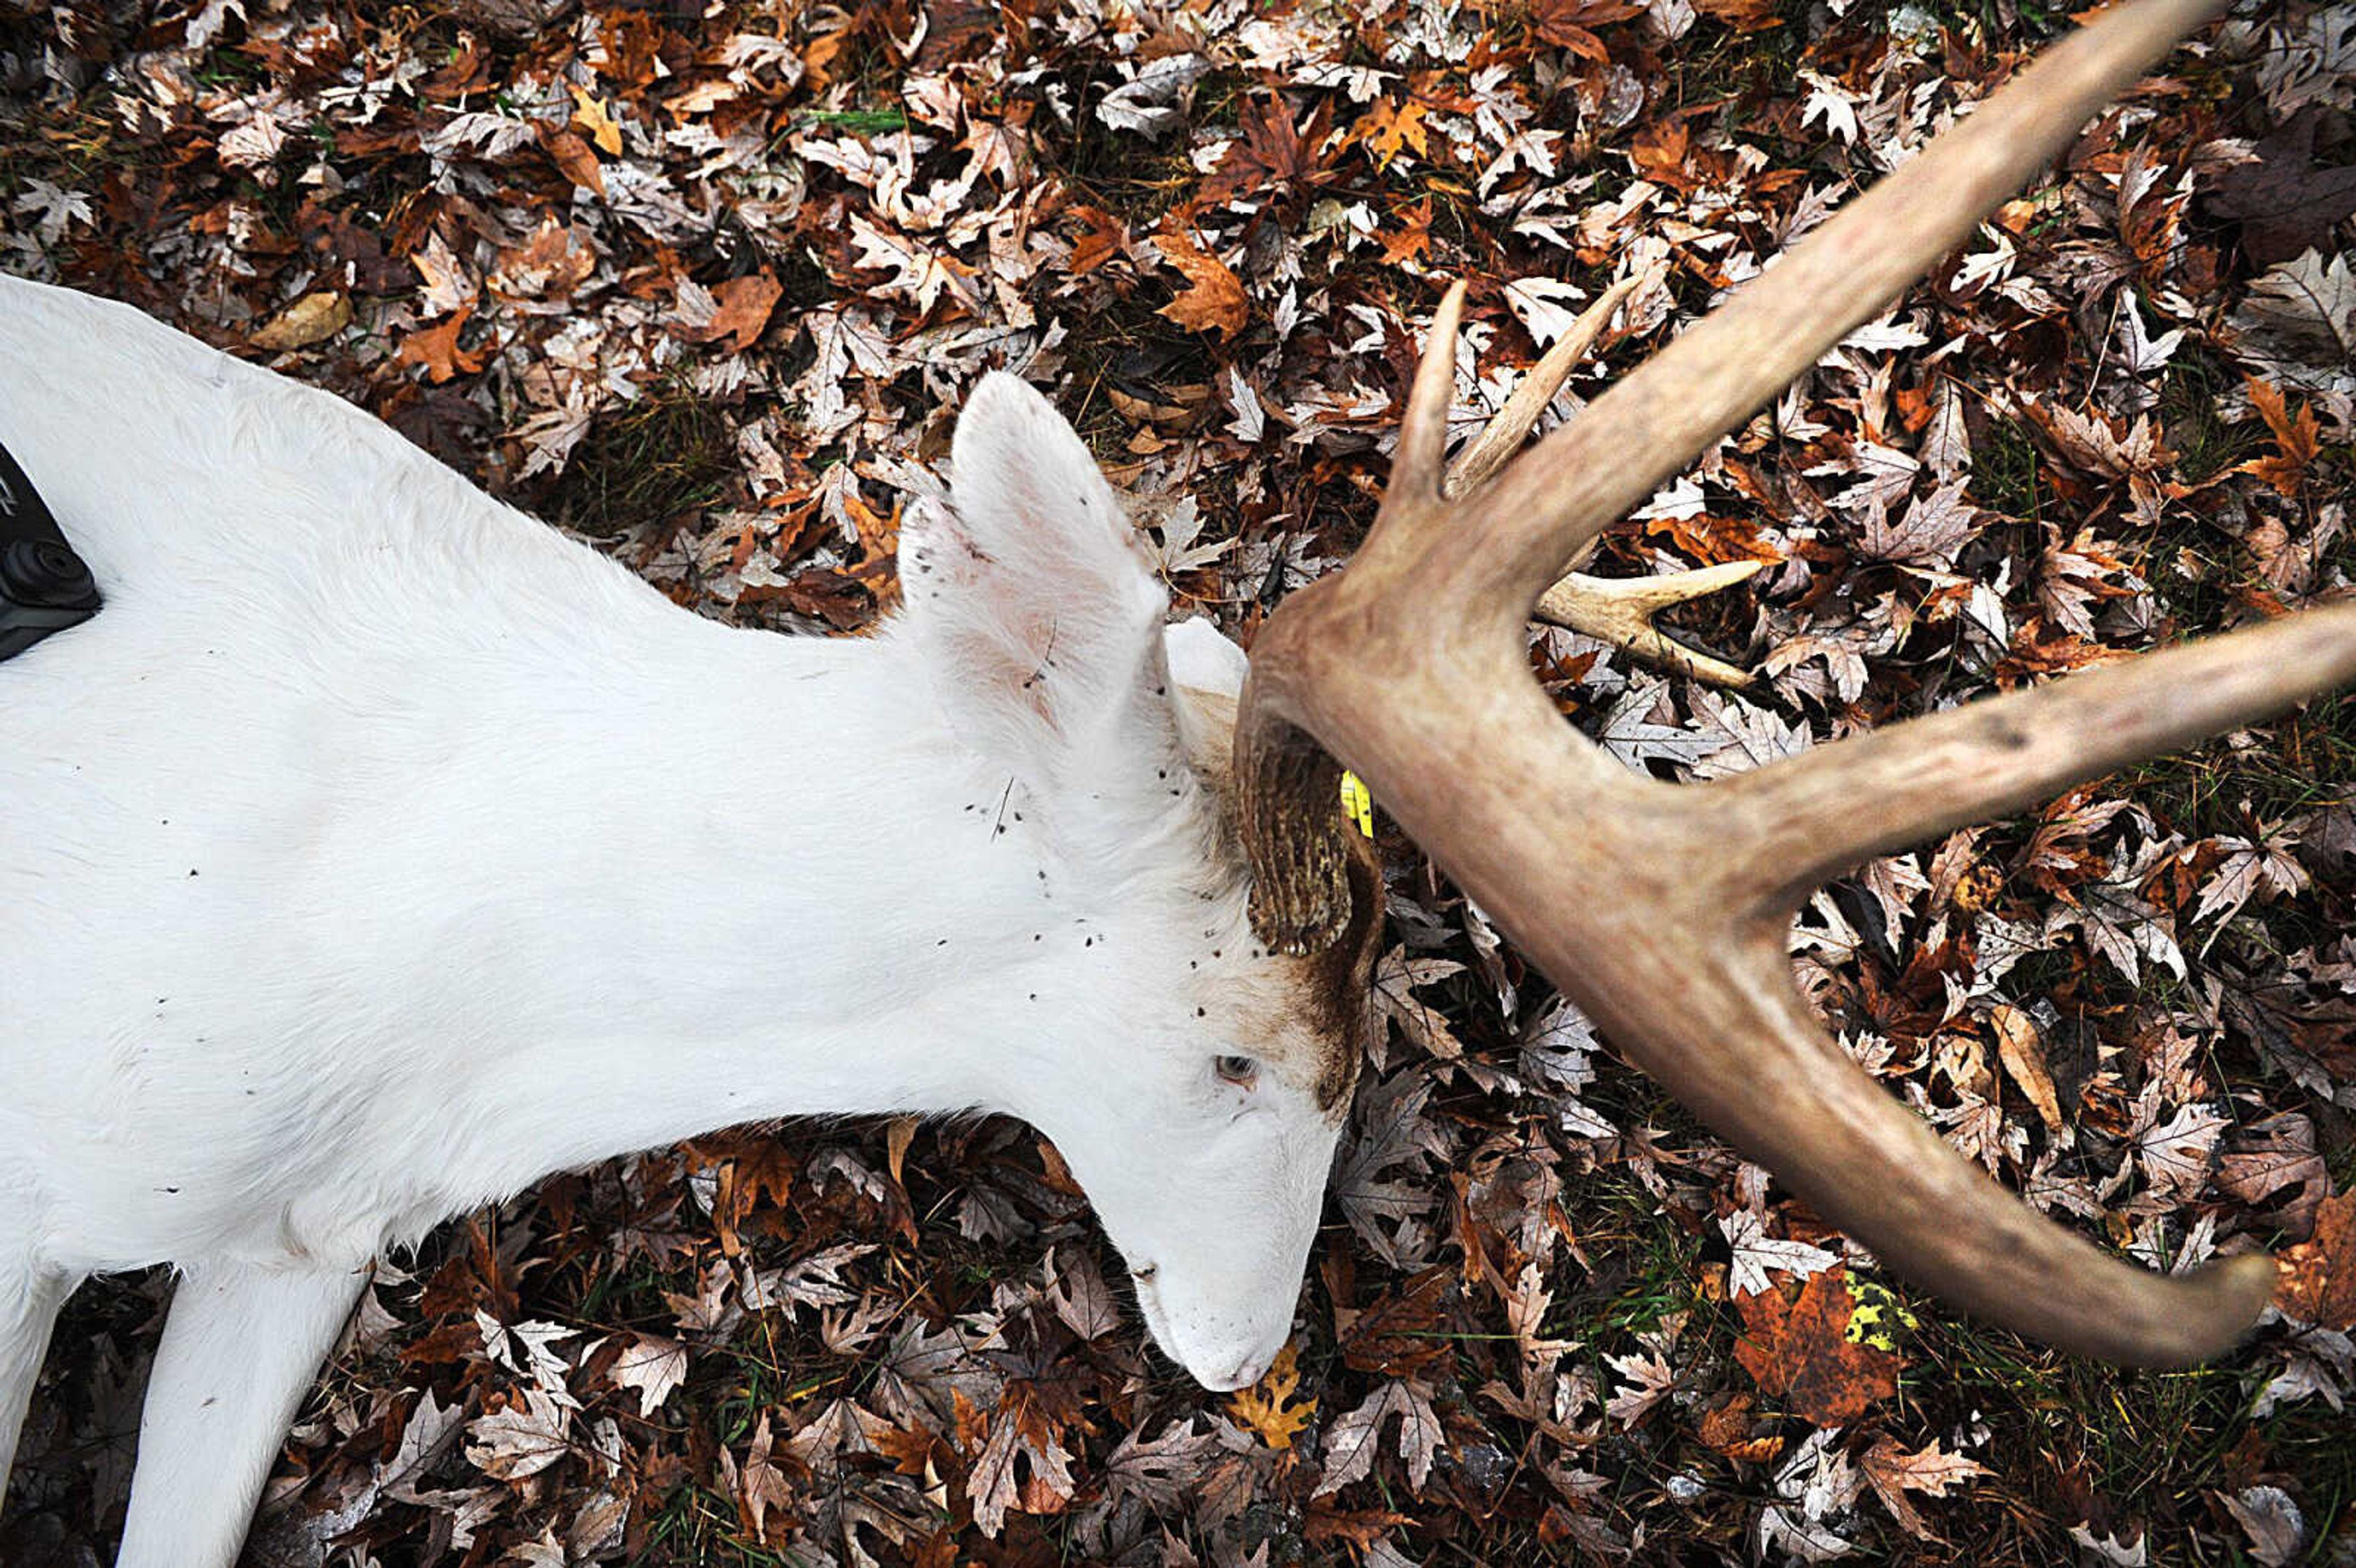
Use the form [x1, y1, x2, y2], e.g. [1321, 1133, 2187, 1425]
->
[1447, 277, 1763, 687]
[1238, 0, 2345, 1364]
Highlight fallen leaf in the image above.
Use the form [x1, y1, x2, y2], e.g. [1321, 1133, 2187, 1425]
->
[1155, 218, 1248, 340]
[1228, 1342, 1317, 1451]
[1988, 1004, 2065, 1131]
[1860, 1436, 1988, 1540]
[607, 1334, 688, 1416]
[1733, 1269, 1903, 1427]
[250, 291, 352, 351]
[2275, 1188, 2356, 1328]
[538, 123, 604, 197]
[569, 83, 623, 155]
[396, 307, 488, 384]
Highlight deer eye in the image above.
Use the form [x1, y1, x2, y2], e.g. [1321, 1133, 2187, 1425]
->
[1215, 1055, 1258, 1086]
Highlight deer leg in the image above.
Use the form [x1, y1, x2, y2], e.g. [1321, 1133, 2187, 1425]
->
[0, 1264, 72, 1496]
[114, 1261, 366, 1568]
[1535, 560, 1765, 688]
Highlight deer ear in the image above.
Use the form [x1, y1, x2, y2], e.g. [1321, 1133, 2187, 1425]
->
[903, 372, 1195, 839]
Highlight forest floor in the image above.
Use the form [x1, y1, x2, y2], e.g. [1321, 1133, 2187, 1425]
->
[3, 0, 2355, 1564]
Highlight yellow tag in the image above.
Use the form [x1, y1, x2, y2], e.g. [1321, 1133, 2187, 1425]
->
[1842, 1278, 1917, 1352]
[1339, 771, 1374, 838]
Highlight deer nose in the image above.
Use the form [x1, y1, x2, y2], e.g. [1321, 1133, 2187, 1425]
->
[1206, 1349, 1272, 1391]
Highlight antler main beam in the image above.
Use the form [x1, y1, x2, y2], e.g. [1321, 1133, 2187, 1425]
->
[1236, 0, 2346, 1364]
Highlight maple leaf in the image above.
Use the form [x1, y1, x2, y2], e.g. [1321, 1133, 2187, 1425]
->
[1228, 1342, 1317, 1450]
[1102, 1419, 1220, 1511]
[2225, 250, 2356, 401]
[1153, 218, 1249, 340]
[1314, 1378, 1442, 1497]
[1860, 1437, 1988, 1540]
[1202, 95, 1333, 204]
[2236, 377, 2322, 496]
[1733, 1269, 1903, 1427]
[1603, 1347, 1677, 1428]
[607, 1334, 687, 1417]
[1720, 1209, 1839, 1297]
[2217, 1112, 2330, 1236]
[1359, 98, 1427, 167]
[2275, 1188, 2356, 1328]
[464, 1387, 572, 1480]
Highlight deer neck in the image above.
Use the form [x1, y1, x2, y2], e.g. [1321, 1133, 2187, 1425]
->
[426, 615, 1079, 1196]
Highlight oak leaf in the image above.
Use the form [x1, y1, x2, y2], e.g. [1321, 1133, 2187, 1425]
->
[397, 307, 488, 384]
[568, 84, 622, 155]
[1733, 1269, 1903, 1426]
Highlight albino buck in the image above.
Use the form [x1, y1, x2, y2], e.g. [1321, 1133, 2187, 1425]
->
[0, 0, 2347, 1562]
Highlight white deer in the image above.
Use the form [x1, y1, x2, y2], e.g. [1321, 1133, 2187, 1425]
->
[0, 281, 1384, 1560]
[3, 2, 2350, 1564]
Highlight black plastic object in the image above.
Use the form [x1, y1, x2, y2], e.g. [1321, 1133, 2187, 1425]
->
[0, 436, 101, 663]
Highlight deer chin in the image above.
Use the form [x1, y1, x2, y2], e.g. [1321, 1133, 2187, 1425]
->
[1129, 1272, 1285, 1393]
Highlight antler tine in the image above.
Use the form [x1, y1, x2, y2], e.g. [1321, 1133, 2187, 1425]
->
[1236, 0, 2295, 1365]
[1534, 560, 1766, 688]
[1712, 601, 2356, 904]
[1393, 279, 1468, 503]
[1443, 275, 1642, 501]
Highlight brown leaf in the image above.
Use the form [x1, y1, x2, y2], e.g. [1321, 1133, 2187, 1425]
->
[396, 307, 488, 385]
[2274, 1189, 2356, 1328]
[1733, 1269, 1903, 1427]
[671, 270, 786, 355]
[538, 123, 605, 197]
[1988, 1004, 2065, 1132]
[1860, 1436, 1989, 1540]
[1155, 218, 1248, 340]
[1693, 0, 1785, 27]
[250, 290, 352, 351]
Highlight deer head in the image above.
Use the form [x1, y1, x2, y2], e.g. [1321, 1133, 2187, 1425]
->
[901, 373, 1382, 1389]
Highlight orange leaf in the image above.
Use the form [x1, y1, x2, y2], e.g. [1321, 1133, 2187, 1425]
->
[1379, 196, 1433, 267]
[1228, 1342, 1317, 1450]
[1733, 1268, 1903, 1427]
[2238, 377, 2319, 496]
[396, 306, 487, 384]
[1155, 218, 1247, 340]
[2276, 1189, 2356, 1328]
[1360, 98, 1428, 167]
[569, 83, 623, 156]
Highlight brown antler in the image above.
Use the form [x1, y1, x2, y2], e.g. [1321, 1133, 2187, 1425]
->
[1446, 276, 1765, 687]
[1238, 0, 2343, 1364]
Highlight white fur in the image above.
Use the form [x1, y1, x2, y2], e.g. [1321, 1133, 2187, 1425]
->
[0, 275, 1351, 1564]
